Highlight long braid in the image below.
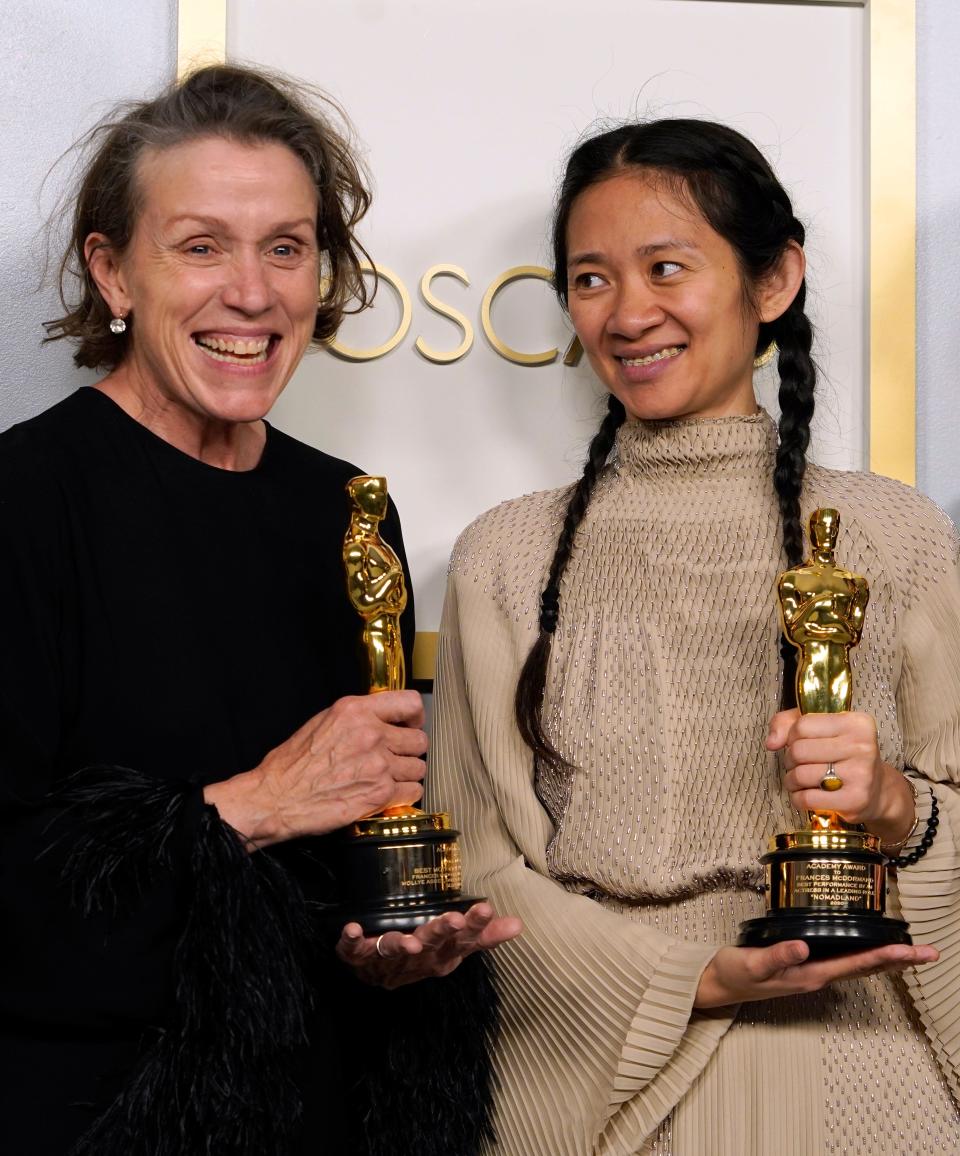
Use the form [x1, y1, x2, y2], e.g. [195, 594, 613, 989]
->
[770, 290, 816, 706]
[514, 395, 626, 770]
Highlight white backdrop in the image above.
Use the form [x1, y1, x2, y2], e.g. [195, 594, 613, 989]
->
[228, 0, 866, 630]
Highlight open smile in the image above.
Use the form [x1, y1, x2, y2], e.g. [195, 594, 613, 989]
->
[193, 334, 278, 366]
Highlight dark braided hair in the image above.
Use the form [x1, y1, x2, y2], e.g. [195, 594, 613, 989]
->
[516, 119, 815, 768]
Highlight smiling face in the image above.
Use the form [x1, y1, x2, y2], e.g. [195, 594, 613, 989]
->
[566, 171, 766, 423]
[86, 135, 320, 440]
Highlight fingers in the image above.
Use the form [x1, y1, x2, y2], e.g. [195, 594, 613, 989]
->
[364, 689, 426, 728]
[374, 930, 425, 959]
[765, 708, 799, 751]
[749, 939, 809, 980]
[387, 754, 428, 783]
[699, 939, 941, 1008]
[385, 725, 429, 758]
[337, 905, 523, 980]
[384, 782, 425, 810]
[810, 943, 939, 986]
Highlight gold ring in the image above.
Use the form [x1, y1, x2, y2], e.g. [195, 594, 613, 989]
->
[375, 934, 388, 958]
[820, 762, 843, 792]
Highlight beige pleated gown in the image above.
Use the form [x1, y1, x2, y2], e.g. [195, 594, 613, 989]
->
[427, 413, 960, 1155]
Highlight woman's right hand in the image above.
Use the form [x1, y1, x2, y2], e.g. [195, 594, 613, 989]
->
[694, 940, 939, 1009]
[203, 690, 427, 847]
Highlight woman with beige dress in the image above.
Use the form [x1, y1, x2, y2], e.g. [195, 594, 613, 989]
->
[428, 120, 960, 1153]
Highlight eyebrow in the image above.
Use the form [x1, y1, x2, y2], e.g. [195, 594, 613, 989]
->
[167, 215, 317, 235]
[567, 239, 700, 267]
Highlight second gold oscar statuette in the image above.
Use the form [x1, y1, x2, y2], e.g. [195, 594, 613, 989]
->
[737, 508, 910, 957]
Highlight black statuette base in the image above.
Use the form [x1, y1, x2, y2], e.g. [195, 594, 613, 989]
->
[737, 911, 911, 959]
[333, 813, 481, 936]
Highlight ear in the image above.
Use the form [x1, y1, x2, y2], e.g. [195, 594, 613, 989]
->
[756, 240, 805, 324]
[84, 233, 131, 318]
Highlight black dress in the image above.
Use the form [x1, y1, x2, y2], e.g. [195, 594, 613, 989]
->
[0, 387, 424, 1153]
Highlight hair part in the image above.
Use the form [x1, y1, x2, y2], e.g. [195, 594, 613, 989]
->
[517, 118, 815, 767]
[44, 63, 373, 369]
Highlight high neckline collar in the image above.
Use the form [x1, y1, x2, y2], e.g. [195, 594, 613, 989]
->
[613, 409, 778, 480]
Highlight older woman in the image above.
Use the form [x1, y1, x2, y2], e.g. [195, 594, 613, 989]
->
[0, 64, 517, 1156]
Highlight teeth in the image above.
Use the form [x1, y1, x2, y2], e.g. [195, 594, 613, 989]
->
[622, 345, 683, 367]
[197, 344, 269, 366]
[196, 336, 271, 356]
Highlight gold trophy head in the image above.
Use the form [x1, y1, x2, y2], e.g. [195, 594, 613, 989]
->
[809, 508, 839, 560]
[347, 475, 389, 522]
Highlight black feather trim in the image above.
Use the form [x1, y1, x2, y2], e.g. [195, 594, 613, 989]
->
[358, 952, 500, 1156]
[43, 765, 193, 916]
[49, 766, 312, 1156]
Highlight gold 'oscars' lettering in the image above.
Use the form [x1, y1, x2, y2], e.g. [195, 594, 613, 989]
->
[325, 262, 578, 365]
[480, 266, 559, 366]
[415, 264, 474, 363]
[325, 262, 412, 362]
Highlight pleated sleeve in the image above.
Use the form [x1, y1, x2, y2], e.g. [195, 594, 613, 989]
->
[889, 501, 960, 1101]
[427, 535, 735, 1156]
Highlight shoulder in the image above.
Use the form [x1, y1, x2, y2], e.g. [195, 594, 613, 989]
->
[0, 389, 94, 462]
[808, 463, 959, 588]
[264, 424, 366, 487]
[0, 391, 99, 507]
[450, 486, 570, 579]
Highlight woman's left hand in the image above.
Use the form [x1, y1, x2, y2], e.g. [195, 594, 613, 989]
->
[766, 708, 915, 846]
[335, 902, 523, 990]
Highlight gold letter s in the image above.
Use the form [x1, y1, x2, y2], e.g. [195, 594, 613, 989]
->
[415, 264, 474, 363]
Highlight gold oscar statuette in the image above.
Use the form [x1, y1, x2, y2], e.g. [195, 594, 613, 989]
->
[334, 475, 480, 934]
[737, 508, 911, 957]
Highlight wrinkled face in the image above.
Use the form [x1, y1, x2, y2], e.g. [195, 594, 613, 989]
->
[108, 136, 320, 425]
[565, 171, 761, 423]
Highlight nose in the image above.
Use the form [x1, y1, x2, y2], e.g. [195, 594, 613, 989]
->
[221, 250, 275, 315]
[605, 277, 666, 338]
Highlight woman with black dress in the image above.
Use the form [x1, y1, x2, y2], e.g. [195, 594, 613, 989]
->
[0, 63, 518, 1156]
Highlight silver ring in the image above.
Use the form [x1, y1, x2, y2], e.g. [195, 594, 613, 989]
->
[375, 934, 388, 958]
[820, 762, 843, 792]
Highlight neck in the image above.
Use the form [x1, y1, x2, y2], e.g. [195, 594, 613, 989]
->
[95, 366, 266, 472]
[351, 513, 379, 534]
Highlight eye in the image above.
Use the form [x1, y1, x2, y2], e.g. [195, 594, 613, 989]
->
[651, 260, 683, 278]
[183, 241, 216, 257]
[271, 243, 297, 258]
[572, 271, 606, 290]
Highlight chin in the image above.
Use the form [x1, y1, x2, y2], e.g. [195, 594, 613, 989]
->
[197, 382, 286, 424]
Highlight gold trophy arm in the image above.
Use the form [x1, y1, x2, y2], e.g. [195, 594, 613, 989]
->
[345, 553, 406, 612]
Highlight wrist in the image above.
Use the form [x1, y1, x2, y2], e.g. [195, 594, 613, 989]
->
[871, 765, 918, 847]
[203, 768, 288, 849]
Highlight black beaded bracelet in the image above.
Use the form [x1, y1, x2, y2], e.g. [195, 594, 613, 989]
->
[887, 788, 940, 869]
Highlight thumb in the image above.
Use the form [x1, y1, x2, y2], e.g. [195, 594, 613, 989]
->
[765, 708, 799, 751]
[755, 939, 809, 978]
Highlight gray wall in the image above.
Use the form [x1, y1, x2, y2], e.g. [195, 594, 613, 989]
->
[917, 0, 960, 523]
[1, 0, 957, 525]
[0, 0, 176, 427]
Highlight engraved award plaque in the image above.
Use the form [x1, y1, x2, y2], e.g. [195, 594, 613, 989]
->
[737, 508, 911, 958]
[334, 475, 479, 934]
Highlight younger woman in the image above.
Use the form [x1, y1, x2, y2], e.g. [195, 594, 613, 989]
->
[428, 121, 960, 1154]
